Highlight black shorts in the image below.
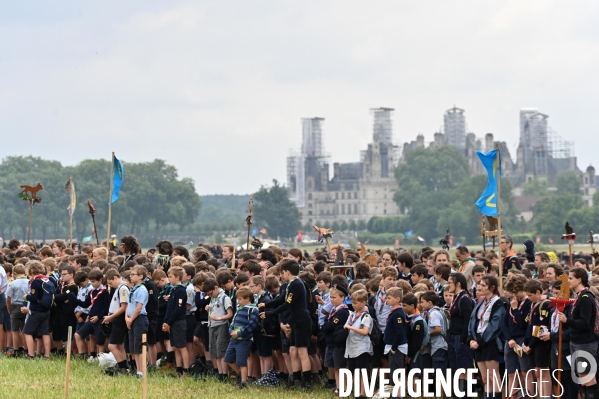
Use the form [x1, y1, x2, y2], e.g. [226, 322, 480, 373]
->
[146, 318, 157, 345]
[52, 314, 77, 342]
[186, 314, 197, 344]
[128, 315, 149, 355]
[289, 321, 311, 349]
[280, 329, 290, 354]
[324, 346, 346, 369]
[156, 317, 167, 342]
[347, 353, 371, 372]
[474, 339, 502, 362]
[169, 319, 187, 349]
[23, 310, 50, 336]
[109, 315, 128, 345]
[193, 322, 203, 340]
[10, 307, 26, 332]
[529, 340, 551, 368]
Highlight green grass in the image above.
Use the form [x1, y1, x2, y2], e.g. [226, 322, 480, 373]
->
[0, 355, 334, 399]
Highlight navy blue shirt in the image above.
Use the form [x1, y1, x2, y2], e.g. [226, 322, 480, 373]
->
[165, 285, 187, 325]
[503, 298, 531, 340]
[384, 307, 408, 349]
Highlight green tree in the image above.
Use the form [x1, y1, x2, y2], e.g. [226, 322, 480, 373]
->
[340, 220, 348, 231]
[556, 170, 582, 195]
[348, 220, 357, 231]
[521, 179, 549, 196]
[532, 194, 585, 236]
[253, 179, 301, 239]
[357, 220, 366, 231]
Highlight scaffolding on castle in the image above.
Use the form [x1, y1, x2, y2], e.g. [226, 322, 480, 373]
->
[371, 108, 394, 145]
[547, 127, 575, 159]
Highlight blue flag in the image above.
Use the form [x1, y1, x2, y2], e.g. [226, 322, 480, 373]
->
[110, 155, 124, 204]
[404, 230, 413, 238]
[475, 149, 501, 217]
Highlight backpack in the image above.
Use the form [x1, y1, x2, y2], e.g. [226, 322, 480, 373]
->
[360, 313, 382, 346]
[429, 307, 449, 339]
[39, 278, 56, 309]
[412, 314, 430, 347]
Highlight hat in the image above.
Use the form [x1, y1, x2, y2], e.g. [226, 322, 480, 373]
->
[523, 239, 535, 262]
[332, 284, 349, 297]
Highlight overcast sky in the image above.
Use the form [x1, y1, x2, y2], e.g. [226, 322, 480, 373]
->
[2, 1, 598, 195]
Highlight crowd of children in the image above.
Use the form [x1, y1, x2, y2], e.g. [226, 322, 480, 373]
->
[1, 235, 599, 399]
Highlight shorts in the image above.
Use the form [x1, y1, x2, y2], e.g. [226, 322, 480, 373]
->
[76, 320, 106, 346]
[109, 315, 128, 346]
[280, 330, 290, 355]
[224, 339, 252, 367]
[346, 352, 371, 373]
[1, 306, 10, 331]
[551, 341, 571, 371]
[169, 319, 187, 349]
[146, 318, 157, 345]
[156, 317, 167, 342]
[504, 337, 530, 373]
[23, 310, 50, 336]
[529, 340, 551, 369]
[209, 324, 230, 359]
[256, 336, 273, 357]
[53, 314, 77, 342]
[324, 346, 346, 369]
[128, 315, 149, 355]
[10, 307, 26, 332]
[186, 314, 197, 344]
[193, 322, 203, 340]
[448, 334, 474, 369]
[571, 341, 598, 375]
[372, 335, 386, 368]
[289, 321, 311, 348]
[388, 349, 405, 375]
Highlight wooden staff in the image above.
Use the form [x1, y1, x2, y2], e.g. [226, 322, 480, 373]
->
[64, 326, 73, 398]
[230, 248, 236, 270]
[27, 200, 33, 243]
[142, 334, 147, 399]
[495, 143, 503, 292]
[88, 200, 100, 245]
[106, 152, 115, 250]
[246, 196, 253, 250]
[481, 215, 486, 254]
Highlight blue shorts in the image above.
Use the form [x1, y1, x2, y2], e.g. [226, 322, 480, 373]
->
[256, 336, 273, 357]
[224, 339, 252, 367]
[76, 320, 106, 346]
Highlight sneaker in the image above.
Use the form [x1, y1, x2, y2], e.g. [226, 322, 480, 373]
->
[25, 354, 35, 360]
[325, 381, 337, 389]
[302, 381, 312, 391]
[239, 381, 248, 389]
[5, 348, 14, 357]
[87, 356, 96, 363]
[135, 371, 143, 379]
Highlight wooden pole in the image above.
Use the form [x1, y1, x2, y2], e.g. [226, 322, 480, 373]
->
[495, 143, 503, 293]
[246, 196, 253, 250]
[569, 242, 573, 266]
[230, 248, 236, 270]
[91, 214, 100, 245]
[27, 200, 33, 243]
[142, 334, 147, 399]
[64, 325, 73, 399]
[106, 152, 115, 250]
[557, 321, 563, 397]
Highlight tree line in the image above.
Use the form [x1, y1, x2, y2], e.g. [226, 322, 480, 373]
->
[0, 156, 201, 244]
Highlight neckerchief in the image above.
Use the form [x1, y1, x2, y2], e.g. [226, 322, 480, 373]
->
[328, 304, 347, 321]
[477, 295, 499, 333]
[209, 288, 225, 317]
[129, 283, 143, 303]
[571, 287, 589, 314]
[509, 297, 529, 325]
[90, 285, 106, 306]
[122, 253, 136, 266]
[377, 289, 387, 313]
[550, 308, 560, 333]
[449, 290, 466, 316]
[159, 283, 173, 297]
[348, 307, 368, 326]
[458, 258, 475, 273]
[529, 299, 548, 324]
[406, 309, 420, 325]
[386, 305, 401, 323]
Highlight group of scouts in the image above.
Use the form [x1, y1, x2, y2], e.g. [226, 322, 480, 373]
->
[0, 234, 598, 399]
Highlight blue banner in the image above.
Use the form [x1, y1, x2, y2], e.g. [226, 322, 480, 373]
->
[110, 155, 124, 205]
[475, 149, 501, 217]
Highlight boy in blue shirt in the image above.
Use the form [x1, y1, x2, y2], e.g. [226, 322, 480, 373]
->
[5, 264, 29, 356]
[224, 287, 260, 389]
[127, 266, 149, 378]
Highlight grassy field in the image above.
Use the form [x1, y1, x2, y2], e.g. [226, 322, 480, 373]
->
[0, 355, 334, 399]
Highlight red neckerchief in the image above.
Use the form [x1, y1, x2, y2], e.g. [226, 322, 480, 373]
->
[529, 299, 547, 324]
[328, 304, 347, 320]
[386, 305, 401, 323]
[571, 288, 588, 314]
[449, 290, 466, 316]
[90, 286, 106, 306]
[348, 307, 368, 325]
[377, 289, 387, 313]
[478, 297, 494, 320]
[509, 296, 529, 325]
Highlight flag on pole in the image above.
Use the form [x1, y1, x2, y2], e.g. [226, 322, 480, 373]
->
[110, 155, 124, 204]
[64, 177, 76, 216]
[404, 230, 413, 238]
[475, 149, 501, 217]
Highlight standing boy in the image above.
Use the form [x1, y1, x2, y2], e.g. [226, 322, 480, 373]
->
[103, 269, 130, 375]
[383, 287, 408, 376]
[224, 287, 260, 389]
[204, 278, 233, 381]
[5, 265, 29, 356]
[162, 266, 190, 376]
[127, 266, 150, 378]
